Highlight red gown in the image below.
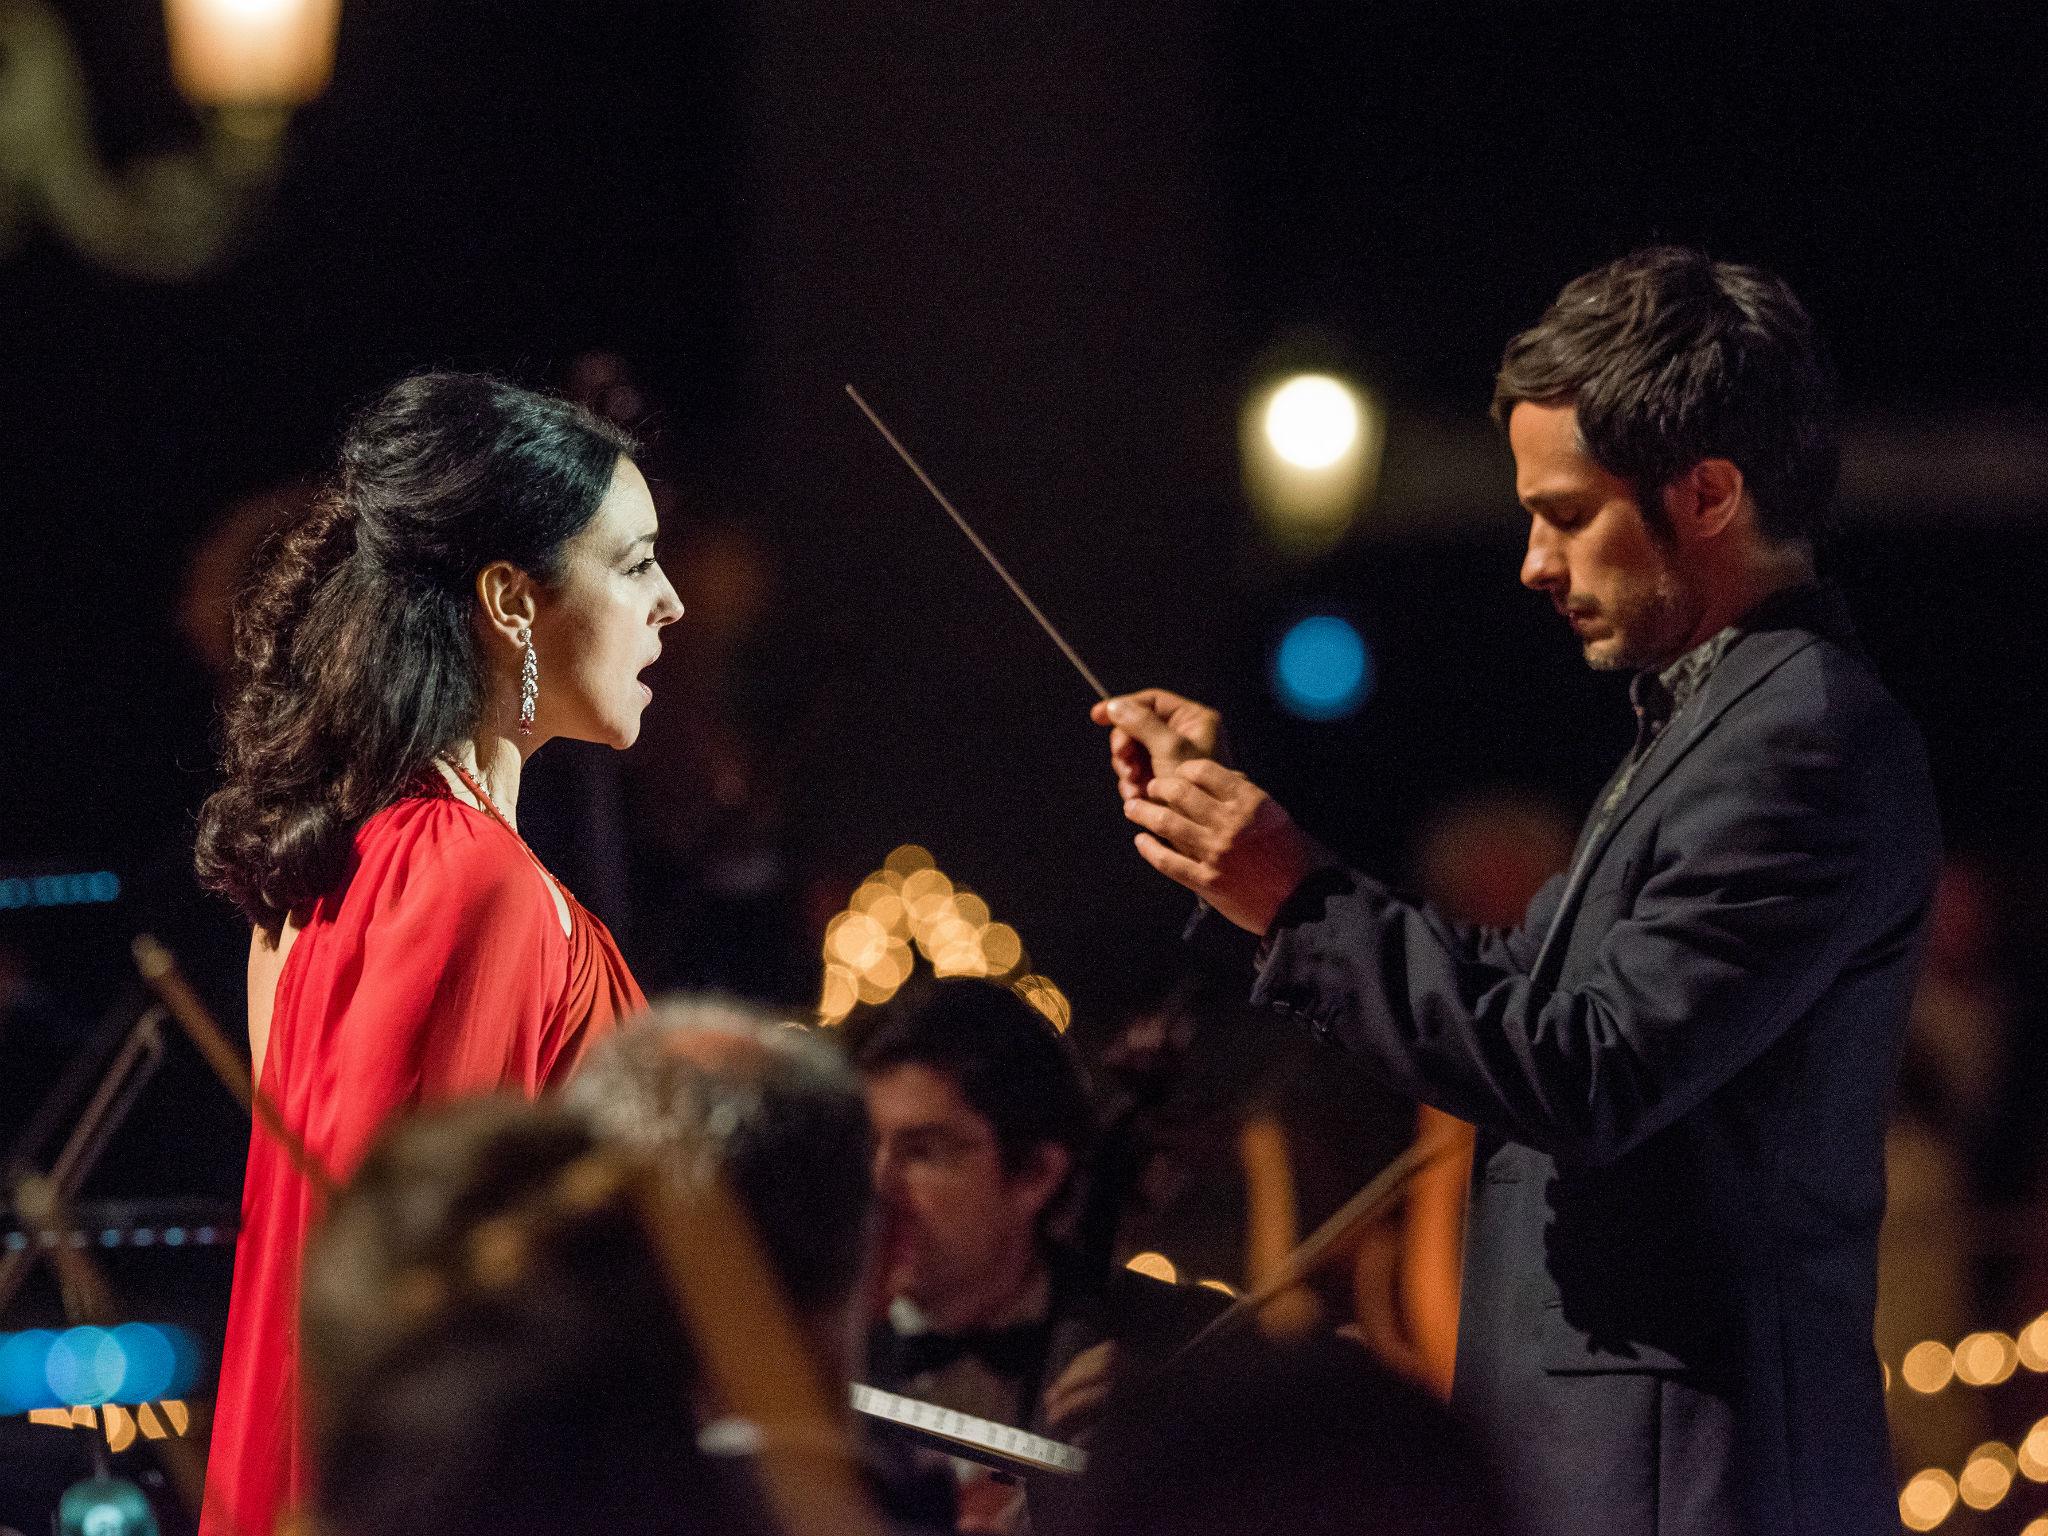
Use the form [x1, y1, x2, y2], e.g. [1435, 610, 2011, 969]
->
[199, 788, 646, 1536]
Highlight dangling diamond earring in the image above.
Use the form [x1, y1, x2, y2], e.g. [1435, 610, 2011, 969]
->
[517, 632, 538, 736]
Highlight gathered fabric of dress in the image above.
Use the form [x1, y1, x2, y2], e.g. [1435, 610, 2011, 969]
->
[198, 784, 646, 1536]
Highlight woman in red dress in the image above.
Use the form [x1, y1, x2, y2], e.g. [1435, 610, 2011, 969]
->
[191, 373, 683, 1536]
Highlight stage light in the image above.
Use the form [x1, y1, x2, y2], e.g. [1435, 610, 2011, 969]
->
[165, 0, 342, 107]
[57, 1477, 158, 1536]
[1125, 1252, 1177, 1283]
[1960, 1444, 2017, 1511]
[45, 1327, 124, 1407]
[1265, 375, 1359, 469]
[900, 868, 954, 924]
[979, 922, 1023, 974]
[110, 1325, 176, 1403]
[1955, 1331, 2018, 1388]
[2018, 1312, 2048, 1372]
[1, 1329, 56, 1412]
[1271, 614, 1374, 721]
[1899, 1468, 1958, 1531]
[1902, 1341, 1955, 1394]
[2021, 1418, 2048, 1483]
[1242, 371, 1385, 556]
[884, 844, 934, 878]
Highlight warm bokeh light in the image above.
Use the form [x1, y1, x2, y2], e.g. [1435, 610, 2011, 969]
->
[900, 868, 955, 923]
[1900, 1468, 1959, 1531]
[818, 965, 857, 1025]
[1264, 375, 1360, 470]
[2018, 1312, 2048, 1373]
[816, 848, 1055, 1023]
[1241, 369, 1385, 555]
[2020, 1417, 2048, 1483]
[979, 922, 1023, 974]
[1955, 1331, 2019, 1388]
[1198, 1278, 1238, 1297]
[2021, 1518, 2048, 1536]
[1125, 1252, 1177, 1283]
[1014, 974, 1072, 1032]
[883, 843, 934, 878]
[1903, 1340, 1956, 1394]
[1960, 1444, 2017, 1511]
[165, 0, 342, 107]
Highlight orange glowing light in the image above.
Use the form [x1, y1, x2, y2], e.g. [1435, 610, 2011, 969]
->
[1902, 1341, 1955, 1395]
[1955, 1331, 2018, 1388]
[819, 966, 857, 1023]
[1899, 1469, 1958, 1531]
[884, 844, 934, 878]
[1014, 975, 1071, 1032]
[160, 1400, 190, 1434]
[1125, 1252, 1177, 1283]
[900, 868, 955, 923]
[1198, 1278, 1238, 1297]
[828, 912, 890, 972]
[2017, 1312, 2048, 1373]
[165, 0, 342, 107]
[2020, 1418, 2048, 1483]
[1959, 1445, 2016, 1511]
[952, 892, 991, 928]
[103, 1403, 136, 1453]
[979, 922, 1023, 974]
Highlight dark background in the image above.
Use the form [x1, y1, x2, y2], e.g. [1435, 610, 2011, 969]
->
[2, 2, 2045, 1518]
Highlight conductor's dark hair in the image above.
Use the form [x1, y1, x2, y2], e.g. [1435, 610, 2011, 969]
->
[839, 977, 1093, 1176]
[301, 1097, 755, 1536]
[1492, 246, 1838, 546]
[194, 373, 634, 929]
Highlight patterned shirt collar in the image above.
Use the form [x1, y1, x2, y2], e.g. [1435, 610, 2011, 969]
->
[1630, 625, 1735, 736]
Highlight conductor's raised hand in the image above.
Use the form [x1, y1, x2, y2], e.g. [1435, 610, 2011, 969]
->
[1089, 689, 1223, 801]
[1118, 758, 1327, 938]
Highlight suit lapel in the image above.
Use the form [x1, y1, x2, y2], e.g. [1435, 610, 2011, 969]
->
[1528, 616, 1832, 984]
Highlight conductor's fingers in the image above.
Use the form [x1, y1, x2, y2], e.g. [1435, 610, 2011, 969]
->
[1132, 831, 1217, 894]
[1123, 794, 1207, 852]
[1104, 696, 1196, 766]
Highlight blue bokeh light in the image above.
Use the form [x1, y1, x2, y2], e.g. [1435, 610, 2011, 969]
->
[1271, 614, 1374, 721]
[0, 1324, 200, 1410]
[47, 1327, 125, 1406]
[1, 1329, 57, 1413]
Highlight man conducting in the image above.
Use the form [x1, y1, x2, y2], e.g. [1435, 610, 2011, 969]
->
[1094, 247, 1939, 1536]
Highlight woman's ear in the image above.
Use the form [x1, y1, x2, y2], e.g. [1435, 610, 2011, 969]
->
[475, 560, 539, 642]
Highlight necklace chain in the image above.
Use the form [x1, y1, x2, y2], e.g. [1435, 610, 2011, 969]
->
[439, 755, 515, 833]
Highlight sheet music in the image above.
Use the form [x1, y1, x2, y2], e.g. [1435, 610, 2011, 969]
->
[849, 1382, 1088, 1477]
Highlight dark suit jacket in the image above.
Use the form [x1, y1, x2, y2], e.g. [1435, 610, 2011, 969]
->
[1251, 586, 1939, 1536]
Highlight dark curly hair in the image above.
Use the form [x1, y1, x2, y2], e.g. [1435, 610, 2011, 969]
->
[1492, 246, 1838, 547]
[194, 373, 635, 929]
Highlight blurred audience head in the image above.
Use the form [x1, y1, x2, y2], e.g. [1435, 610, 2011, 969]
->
[1076, 1331, 1504, 1536]
[839, 976, 1093, 1331]
[300, 1096, 751, 1536]
[563, 993, 875, 1373]
[1413, 787, 1576, 928]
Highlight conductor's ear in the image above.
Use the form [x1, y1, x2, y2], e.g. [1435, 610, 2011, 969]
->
[1664, 458, 1746, 544]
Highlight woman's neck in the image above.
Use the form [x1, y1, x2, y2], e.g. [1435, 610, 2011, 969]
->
[442, 732, 530, 828]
